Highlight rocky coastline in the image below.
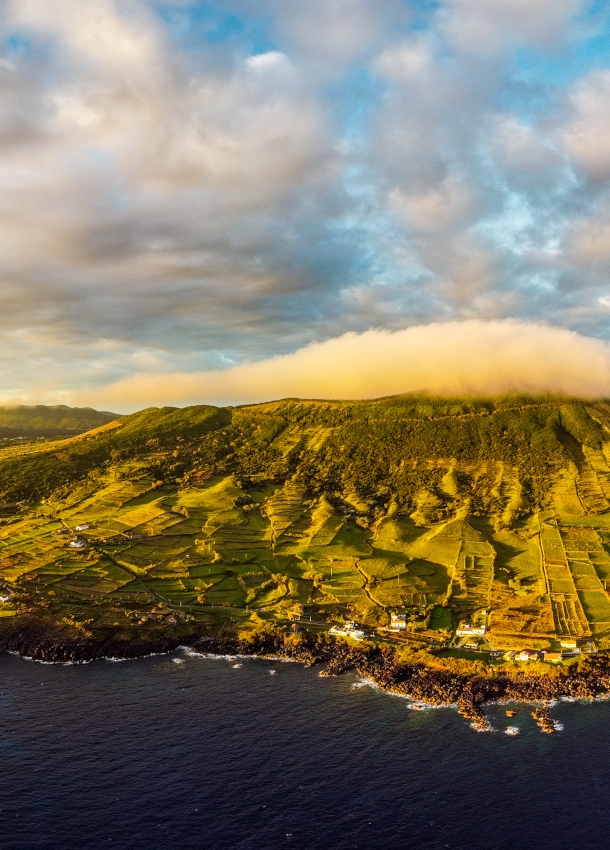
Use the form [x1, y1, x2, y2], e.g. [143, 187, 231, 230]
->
[0, 616, 196, 663]
[3, 617, 610, 729]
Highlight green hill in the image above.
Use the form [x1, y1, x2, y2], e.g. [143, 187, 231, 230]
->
[0, 404, 118, 437]
[2, 394, 610, 655]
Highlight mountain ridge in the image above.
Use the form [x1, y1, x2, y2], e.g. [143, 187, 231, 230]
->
[0, 404, 118, 438]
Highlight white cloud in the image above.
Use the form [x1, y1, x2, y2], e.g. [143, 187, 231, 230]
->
[0, 0, 606, 403]
[246, 51, 289, 72]
[563, 69, 610, 182]
[389, 178, 476, 234]
[78, 320, 610, 410]
[374, 36, 435, 82]
[267, 0, 408, 65]
[491, 116, 565, 180]
[0, 0, 336, 351]
[439, 0, 584, 54]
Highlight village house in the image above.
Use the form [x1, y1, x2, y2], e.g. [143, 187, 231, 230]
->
[329, 621, 365, 640]
[68, 535, 87, 549]
[515, 649, 539, 662]
[389, 612, 407, 631]
[75, 524, 90, 532]
[543, 651, 562, 663]
[456, 622, 486, 637]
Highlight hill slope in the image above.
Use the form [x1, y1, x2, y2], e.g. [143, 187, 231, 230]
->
[0, 404, 118, 437]
[2, 394, 610, 655]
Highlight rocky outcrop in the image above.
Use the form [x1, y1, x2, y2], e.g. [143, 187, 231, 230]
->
[4, 617, 610, 731]
[0, 615, 196, 663]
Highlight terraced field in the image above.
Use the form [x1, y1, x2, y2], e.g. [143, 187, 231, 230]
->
[3, 396, 610, 649]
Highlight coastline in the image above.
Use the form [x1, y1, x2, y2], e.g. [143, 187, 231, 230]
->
[3, 616, 610, 731]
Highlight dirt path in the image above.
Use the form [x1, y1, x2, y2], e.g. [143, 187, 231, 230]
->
[355, 560, 382, 609]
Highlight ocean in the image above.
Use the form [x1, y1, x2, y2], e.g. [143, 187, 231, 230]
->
[2, 650, 610, 850]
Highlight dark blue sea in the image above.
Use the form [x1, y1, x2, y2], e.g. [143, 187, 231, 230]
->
[2, 651, 610, 850]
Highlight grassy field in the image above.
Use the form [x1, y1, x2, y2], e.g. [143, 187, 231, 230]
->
[2, 396, 610, 649]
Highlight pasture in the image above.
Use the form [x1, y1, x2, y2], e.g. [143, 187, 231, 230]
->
[4, 404, 610, 649]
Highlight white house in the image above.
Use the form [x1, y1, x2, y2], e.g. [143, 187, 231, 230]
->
[515, 649, 539, 662]
[456, 622, 486, 637]
[69, 536, 87, 549]
[389, 612, 407, 631]
[329, 621, 365, 640]
[75, 524, 90, 532]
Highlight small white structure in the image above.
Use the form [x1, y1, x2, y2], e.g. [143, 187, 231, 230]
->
[389, 612, 407, 631]
[560, 639, 578, 650]
[69, 536, 87, 549]
[515, 649, 539, 662]
[75, 524, 90, 532]
[456, 622, 486, 637]
[329, 621, 365, 641]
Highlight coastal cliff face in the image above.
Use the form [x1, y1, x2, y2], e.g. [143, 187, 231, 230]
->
[4, 616, 610, 731]
[0, 616, 194, 663]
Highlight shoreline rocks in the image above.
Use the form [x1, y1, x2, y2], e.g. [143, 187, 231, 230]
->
[532, 705, 556, 733]
[0, 616, 195, 663]
[3, 617, 610, 731]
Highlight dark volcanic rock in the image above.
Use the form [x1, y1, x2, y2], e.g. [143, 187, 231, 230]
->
[0, 615, 195, 663]
[5, 618, 610, 734]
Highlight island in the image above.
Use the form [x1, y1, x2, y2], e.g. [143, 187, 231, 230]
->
[3, 395, 610, 731]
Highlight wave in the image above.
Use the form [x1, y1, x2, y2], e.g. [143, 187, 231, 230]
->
[351, 677, 455, 709]
[8, 651, 91, 666]
[184, 650, 300, 664]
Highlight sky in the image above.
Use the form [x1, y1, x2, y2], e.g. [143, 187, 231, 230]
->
[2, 0, 610, 410]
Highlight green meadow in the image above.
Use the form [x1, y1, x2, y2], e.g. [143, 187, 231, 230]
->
[2, 395, 610, 649]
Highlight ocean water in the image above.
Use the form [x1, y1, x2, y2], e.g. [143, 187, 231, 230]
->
[2, 653, 610, 850]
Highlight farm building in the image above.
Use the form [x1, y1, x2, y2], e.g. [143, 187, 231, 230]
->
[329, 621, 365, 640]
[456, 622, 486, 637]
[515, 649, 539, 662]
[389, 612, 407, 631]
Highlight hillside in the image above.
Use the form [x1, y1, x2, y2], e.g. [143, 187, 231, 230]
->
[0, 404, 118, 438]
[2, 394, 610, 658]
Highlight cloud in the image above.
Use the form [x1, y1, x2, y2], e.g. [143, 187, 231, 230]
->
[563, 69, 610, 182]
[0, 1, 608, 403]
[264, 0, 409, 66]
[389, 178, 477, 234]
[77, 320, 610, 410]
[439, 0, 584, 53]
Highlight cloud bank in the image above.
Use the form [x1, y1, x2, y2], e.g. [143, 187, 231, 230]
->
[0, 2, 609, 403]
[79, 321, 610, 410]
